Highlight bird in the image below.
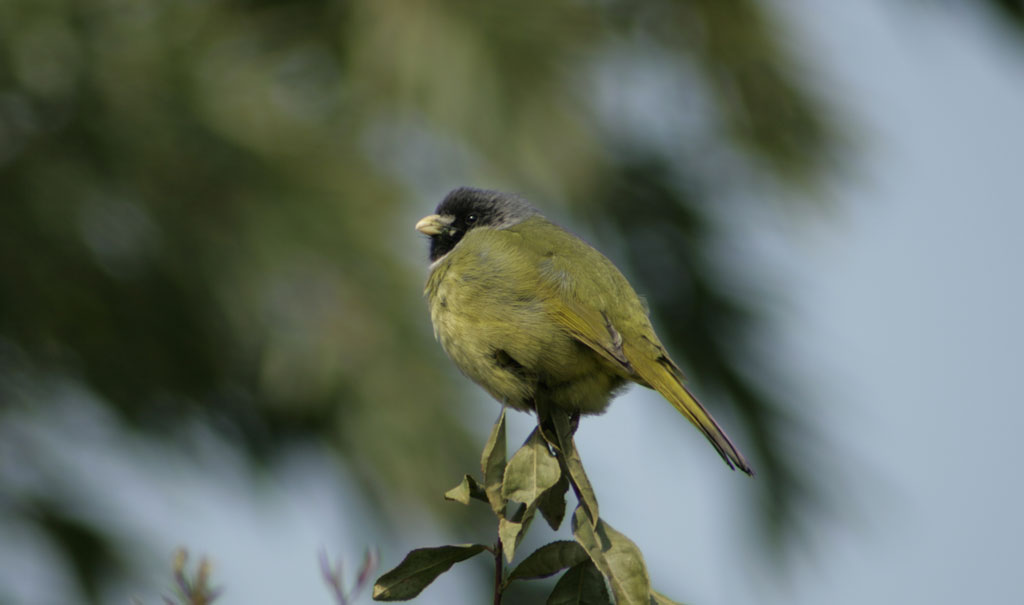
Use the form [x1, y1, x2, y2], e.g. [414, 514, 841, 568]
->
[415, 187, 753, 475]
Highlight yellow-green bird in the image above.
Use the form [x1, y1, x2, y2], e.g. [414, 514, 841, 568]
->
[416, 187, 753, 475]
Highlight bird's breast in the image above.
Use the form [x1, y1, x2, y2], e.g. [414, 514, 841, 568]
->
[423, 255, 626, 415]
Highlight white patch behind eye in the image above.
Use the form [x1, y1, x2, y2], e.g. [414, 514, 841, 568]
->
[489, 213, 528, 230]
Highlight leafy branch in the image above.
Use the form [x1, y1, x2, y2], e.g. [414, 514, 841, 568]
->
[373, 404, 682, 604]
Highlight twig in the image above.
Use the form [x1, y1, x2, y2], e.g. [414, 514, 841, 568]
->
[320, 548, 378, 605]
[320, 549, 348, 605]
[493, 536, 503, 605]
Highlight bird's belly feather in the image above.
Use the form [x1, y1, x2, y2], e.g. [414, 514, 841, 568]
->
[427, 263, 625, 415]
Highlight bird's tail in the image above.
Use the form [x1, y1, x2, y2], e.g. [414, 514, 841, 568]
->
[640, 358, 754, 476]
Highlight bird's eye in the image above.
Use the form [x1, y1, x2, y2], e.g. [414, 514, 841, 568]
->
[466, 214, 478, 224]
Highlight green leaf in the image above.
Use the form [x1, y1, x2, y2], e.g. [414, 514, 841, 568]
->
[551, 411, 599, 526]
[481, 409, 508, 516]
[499, 502, 540, 563]
[503, 428, 561, 506]
[508, 541, 588, 582]
[537, 472, 569, 531]
[372, 544, 487, 601]
[499, 517, 525, 563]
[443, 474, 487, 505]
[498, 426, 562, 562]
[533, 401, 596, 526]
[546, 560, 612, 605]
[649, 589, 685, 605]
[571, 507, 651, 605]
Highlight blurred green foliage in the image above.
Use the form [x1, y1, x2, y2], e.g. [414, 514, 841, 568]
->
[2, 0, 1018, 602]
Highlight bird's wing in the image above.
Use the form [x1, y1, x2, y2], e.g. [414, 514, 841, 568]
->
[548, 303, 634, 374]
[510, 221, 644, 377]
[505, 222, 753, 474]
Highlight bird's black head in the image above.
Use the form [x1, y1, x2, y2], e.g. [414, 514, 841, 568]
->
[418, 187, 539, 262]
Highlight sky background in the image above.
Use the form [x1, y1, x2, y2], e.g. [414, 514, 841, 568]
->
[5, 1, 1023, 603]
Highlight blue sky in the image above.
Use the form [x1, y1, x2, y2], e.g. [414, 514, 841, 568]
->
[631, 2, 1024, 602]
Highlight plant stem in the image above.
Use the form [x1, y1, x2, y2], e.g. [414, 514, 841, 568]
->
[493, 536, 503, 605]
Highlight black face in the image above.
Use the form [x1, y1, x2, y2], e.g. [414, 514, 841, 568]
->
[427, 187, 538, 261]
